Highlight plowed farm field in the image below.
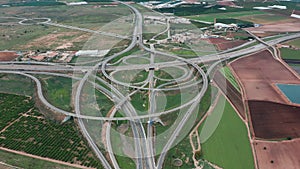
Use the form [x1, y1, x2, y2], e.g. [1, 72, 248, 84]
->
[229, 50, 300, 139]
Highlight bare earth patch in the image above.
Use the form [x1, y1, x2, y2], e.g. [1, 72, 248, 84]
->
[21, 31, 90, 50]
[254, 139, 300, 169]
[245, 21, 300, 34]
[0, 52, 18, 61]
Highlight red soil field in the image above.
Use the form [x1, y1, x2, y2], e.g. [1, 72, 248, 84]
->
[0, 52, 18, 61]
[254, 139, 300, 169]
[249, 101, 300, 139]
[245, 21, 300, 33]
[229, 50, 300, 139]
[228, 47, 300, 169]
[230, 50, 300, 104]
[217, 1, 236, 7]
[207, 38, 246, 50]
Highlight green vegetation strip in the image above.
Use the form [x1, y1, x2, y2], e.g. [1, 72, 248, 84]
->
[199, 95, 254, 169]
[220, 67, 240, 92]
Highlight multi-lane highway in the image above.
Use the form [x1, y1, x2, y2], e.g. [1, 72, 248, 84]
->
[1, 1, 300, 169]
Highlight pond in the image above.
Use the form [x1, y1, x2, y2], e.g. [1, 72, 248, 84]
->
[276, 84, 300, 104]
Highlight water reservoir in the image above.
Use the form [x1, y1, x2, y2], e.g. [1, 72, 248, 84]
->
[276, 84, 300, 104]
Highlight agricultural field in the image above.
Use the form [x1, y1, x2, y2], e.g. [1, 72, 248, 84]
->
[0, 93, 33, 130]
[0, 93, 104, 168]
[0, 149, 77, 169]
[0, 22, 90, 51]
[285, 38, 300, 48]
[186, 10, 266, 23]
[236, 1, 300, 12]
[199, 95, 254, 169]
[0, 2, 132, 51]
[1, 1, 65, 7]
[238, 13, 292, 24]
[0, 74, 34, 96]
[280, 48, 299, 60]
[219, 66, 240, 92]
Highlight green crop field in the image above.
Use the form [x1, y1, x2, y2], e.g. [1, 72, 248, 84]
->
[238, 14, 290, 24]
[280, 48, 300, 60]
[199, 95, 254, 169]
[0, 93, 104, 168]
[0, 149, 78, 169]
[220, 66, 240, 92]
[286, 38, 300, 48]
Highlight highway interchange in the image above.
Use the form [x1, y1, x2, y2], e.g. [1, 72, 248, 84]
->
[1, 1, 300, 169]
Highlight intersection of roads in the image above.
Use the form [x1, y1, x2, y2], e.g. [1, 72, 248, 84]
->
[1, 1, 300, 169]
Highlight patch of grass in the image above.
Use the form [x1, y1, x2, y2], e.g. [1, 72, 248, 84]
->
[286, 38, 300, 48]
[170, 48, 198, 58]
[155, 33, 168, 40]
[220, 66, 240, 92]
[0, 25, 55, 50]
[125, 56, 149, 64]
[161, 86, 213, 168]
[131, 91, 148, 114]
[108, 45, 139, 64]
[0, 74, 34, 96]
[238, 14, 289, 24]
[190, 20, 211, 28]
[37, 75, 74, 111]
[199, 95, 254, 169]
[162, 136, 194, 168]
[95, 89, 114, 114]
[0, 149, 78, 169]
[81, 82, 114, 117]
[280, 48, 300, 60]
[115, 155, 136, 169]
[0, 3, 132, 50]
[112, 69, 148, 84]
[154, 67, 186, 80]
